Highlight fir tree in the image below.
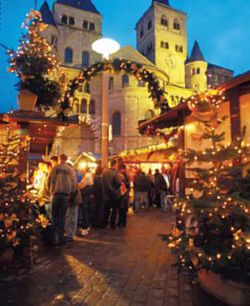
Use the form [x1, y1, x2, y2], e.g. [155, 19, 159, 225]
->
[167, 90, 250, 285]
[7, 10, 61, 108]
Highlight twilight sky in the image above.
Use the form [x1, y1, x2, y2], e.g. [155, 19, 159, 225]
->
[0, 0, 250, 112]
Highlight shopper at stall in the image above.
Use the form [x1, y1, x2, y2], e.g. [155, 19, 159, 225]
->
[92, 165, 104, 228]
[47, 154, 77, 245]
[147, 169, 155, 208]
[50, 156, 58, 169]
[102, 160, 121, 229]
[134, 169, 151, 211]
[65, 160, 82, 242]
[117, 164, 130, 228]
[154, 169, 162, 208]
[78, 167, 94, 236]
[160, 166, 171, 211]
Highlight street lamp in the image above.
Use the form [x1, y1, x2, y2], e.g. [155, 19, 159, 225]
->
[92, 38, 120, 167]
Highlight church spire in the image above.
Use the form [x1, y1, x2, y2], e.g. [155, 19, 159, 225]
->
[186, 40, 205, 63]
[152, 0, 170, 6]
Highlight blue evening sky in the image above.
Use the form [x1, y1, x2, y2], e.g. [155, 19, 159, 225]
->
[0, 0, 250, 112]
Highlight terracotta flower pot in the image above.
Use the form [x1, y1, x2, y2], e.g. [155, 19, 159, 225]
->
[198, 270, 250, 306]
[17, 89, 38, 111]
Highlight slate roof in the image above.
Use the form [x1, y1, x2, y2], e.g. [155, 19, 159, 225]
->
[186, 40, 205, 64]
[40, 1, 56, 27]
[152, 0, 170, 6]
[56, 0, 101, 15]
[208, 63, 234, 73]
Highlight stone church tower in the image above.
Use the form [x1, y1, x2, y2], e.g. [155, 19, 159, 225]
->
[40, 0, 102, 68]
[136, 0, 187, 87]
[185, 41, 208, 92]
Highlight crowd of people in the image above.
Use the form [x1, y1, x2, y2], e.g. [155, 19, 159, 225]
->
[32, 154, 178, 247]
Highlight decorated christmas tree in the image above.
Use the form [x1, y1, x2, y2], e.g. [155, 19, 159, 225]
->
[166, 90, 250, 285]
[0, 128, 32, 251]
[7, 10, 61, 108]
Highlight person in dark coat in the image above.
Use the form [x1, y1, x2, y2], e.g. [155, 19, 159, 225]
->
[92, 166, 104, 228]
[102, 160, 121, 229]
[117, 164, 130, 228]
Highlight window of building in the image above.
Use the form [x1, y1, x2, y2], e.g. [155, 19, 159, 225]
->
[196, 67, 201, 74]
[109, 77, 114, 90]
[175, 45, 179, 52]
[173, 19, 180, 30]
[164, 42, 169, 49]
[69, 16, 75, 25]
[89, 99, 95, 115]
[61, 15, 68, 24]
[148, 20, 152, 30]
[81, 99, 87, 113]
[89, 22, 95, 31]
[192, 68, 196, 75]
[64, 47, 73, 63]
[51, 35, 57, 48]
[160, 41, 164, 48]
[84, 82, 90, 93]
[83, 20, 88, 29]
[112, 112, 121, 136]
[161, 15, 168, 27]
[72, 98, 79, 113]
[138, 79, 145, 87]
[122, 74, 129, 88]
[145, 109, 155, 120]
[82, 51, 90, 67]
[140, 25, 144, 38]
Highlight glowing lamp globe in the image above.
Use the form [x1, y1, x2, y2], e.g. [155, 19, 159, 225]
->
[92, 38, 120, 60]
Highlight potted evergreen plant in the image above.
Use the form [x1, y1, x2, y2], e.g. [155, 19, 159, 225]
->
[7, 10, 61, 111]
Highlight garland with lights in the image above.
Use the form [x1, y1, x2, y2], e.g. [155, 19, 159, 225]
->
[63, 58, 170, 112]
[7, 10, 61, 108]
[164, 90, 250, 285]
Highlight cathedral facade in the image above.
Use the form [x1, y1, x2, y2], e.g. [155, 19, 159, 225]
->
[40, 0, 233, 158]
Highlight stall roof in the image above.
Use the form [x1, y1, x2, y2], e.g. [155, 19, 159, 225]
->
[138, 102, 191, 132]
[0, 111, 79, 155]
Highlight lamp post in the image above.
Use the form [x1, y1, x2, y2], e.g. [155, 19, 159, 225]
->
[92, 38, 120, 167]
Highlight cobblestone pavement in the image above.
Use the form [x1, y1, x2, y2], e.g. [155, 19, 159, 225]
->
[0, 210, 225, 306]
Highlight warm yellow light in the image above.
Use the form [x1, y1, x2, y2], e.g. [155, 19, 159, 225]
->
[92, 38, 120, 60]
[79, 162, 87, 169]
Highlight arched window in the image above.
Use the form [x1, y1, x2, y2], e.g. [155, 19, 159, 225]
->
[72, 98, 79, 113]
[89, 23, 95, 31]
[161, 15, 168, 27]
[61, 15, 68, 24]
[82, 51, 90, 67]
[112, 112, 121, 136]
[69, 16, 75, 25]
[140, 25, 144, 38]
[109, 77, 114, 90]
[145, 109, 155, 120]
[148, 20, 152, 30]
[64, 47, 73, 63]
[89, 99, 95, 115]
[196, 67, 201, 74]
[84, 82, 90, 93]
[83, 20, 88, 29]
[81, 99, 87, 113]
[122, 74, 129, 88]
[173, 19, 180, 30]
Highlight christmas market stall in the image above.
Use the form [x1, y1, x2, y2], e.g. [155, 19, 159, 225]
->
[0, 111, 78, 264]
[140, 80, 250, 305]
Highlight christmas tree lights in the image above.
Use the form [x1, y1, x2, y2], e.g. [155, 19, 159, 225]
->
[7, 10, 61, 109]
[165, 89, 250, 285]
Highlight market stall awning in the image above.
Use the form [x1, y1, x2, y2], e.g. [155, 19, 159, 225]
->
[0, 111, 79, 155]
[138, 102, 191, 132]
